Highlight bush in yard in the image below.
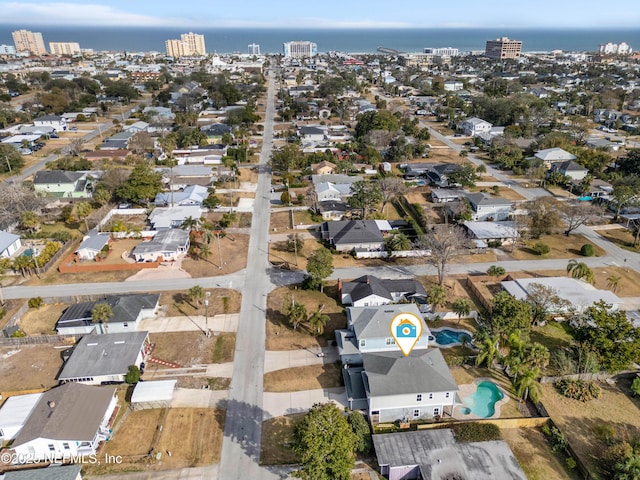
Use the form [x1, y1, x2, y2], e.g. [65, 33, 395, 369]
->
[580, 244, 595, 257]
[124, 365, 140, 384]
[452, 422, 501, 443]
[531, 242, 550, 256]
[347, 410, 372, 454]
[555, 379, 601, 402]
[541, 423, 568, 454]
[28, 297, 43, 309]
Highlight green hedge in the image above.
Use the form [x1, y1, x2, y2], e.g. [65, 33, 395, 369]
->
[452, 422, 501, 443]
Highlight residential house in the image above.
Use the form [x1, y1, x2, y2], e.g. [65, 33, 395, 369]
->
[430, 188, 466, 204]
[336, 304, 430, 365]
[10, 383, 117, 461]
[131, 229, 190, 262]
[344, 349, 458, 423]
[317, 200, 349, 221]
[310, 160, 336, 175]
[298, 126, 326, 143]
[549, 160, 588, 181]
[55, 294, 160, 335]
[57, 331, 150, 384]
[340, 276, 427, 307]
[83, 149, 131, 162]
[0, 393, 42, 442]
[465, 192, 512, 221]
[154, 185, 209, 207]
[534, 147, 577, 169]
[33, 170, 93, 198]
[102, 131, 134, 150]
[586, 137, 623, 152]
[200, 123, 232, 140]
[463, 221, 518, 246]
[444, 80, 464, 92]
[18, 125, 56, 136]
[311, 174, 363, 186]
[374, 430, 527, 480]
[315, 182, 352, 202]
[321, 220, 384, 252]
[148, 205, 203, 230]
[122, 121, 150, 133]
[459, 117, 492, 137]
[0, 231, 21, 258]
[33, 114, 67, 132]
[2, 464, 83, 480]
[502, 277, 622, 314]
[75, 231, 110, 261]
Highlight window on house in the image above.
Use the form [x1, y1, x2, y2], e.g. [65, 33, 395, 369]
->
[371, 410, 380, 415]
[445, 392, 450, 398]
[413, 409, 420, 418]
[63, 443, 70, 450]
[123, 323, 128, 327]
[48, 444, 55, 451]
[359, 339, 366, 347]
[385, 338, 395, 345]
[434, 407, 440, 416]
[429, 393, 433, 399]
[416, 394, 422, 402]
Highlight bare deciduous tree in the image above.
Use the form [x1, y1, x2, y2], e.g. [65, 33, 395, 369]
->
[561, 201, 599, 236]
[420, 225, 467, 286]
[378, 177, 406, 217]
[0, 184, 45, 230]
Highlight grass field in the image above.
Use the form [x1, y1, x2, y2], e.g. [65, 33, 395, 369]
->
[508, 234, 606, 260]
[182, 233, 249, 277]
[260, 413, 304, 465]
[160, 289, 242, 317]
[0, 344, 67, 391]
[595, 227, 640, 254]
[148, 331, 231, 367]
[19, 303, 67, 335]
[263, 363, 343, 392]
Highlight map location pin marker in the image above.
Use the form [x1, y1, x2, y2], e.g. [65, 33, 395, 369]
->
[390, 312, 423, 356]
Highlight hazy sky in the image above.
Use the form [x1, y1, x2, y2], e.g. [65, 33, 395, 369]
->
[1, 0, 639, 29]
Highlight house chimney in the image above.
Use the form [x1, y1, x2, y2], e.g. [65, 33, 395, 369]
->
[48, 401, 56, 409]
[366, 276, 370, 284]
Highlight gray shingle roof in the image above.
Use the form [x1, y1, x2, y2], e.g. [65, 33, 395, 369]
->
[465, 192, 512, 207]
[56, 294, 159, 330]
[348, 304, 425, 340]
[12, 383, 116, 446]
[342, 275, 427, 303]
[0, 230, 20, 254]
[58, 331, 148, 380]
[77, 232, 110, 252]
[131, 229, 189, 254]
[362, 349, 458, 396]
[33, 170, 85, 185]
[324, 220, 383, 246]
[3, 465, 82, 480]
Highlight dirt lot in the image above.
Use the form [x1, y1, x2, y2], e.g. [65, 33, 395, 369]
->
[540, 380, 640, 478]
[96, 408, 224, 473]
[263, 363, 343, 392]
[182, 233, 249, 277]
[501, 427, 577, 480]
[0, 344, 67, 392]
[202, 212, 253, 229]
[266, 283, 346, 350]
[468, 185, 526, 201]
[508, 234, 606, 260]
[97, 238, 141, 265]
[160, 289, 241, 317]
[148, 331, 233, 368]
[590, 266, 640, 297]
[595, 227, 640, 254]
[415, 275, 483, 313]
[260, 413, 304, 465]
[270, 211, 318, 232]
[19, 303, 68, 335]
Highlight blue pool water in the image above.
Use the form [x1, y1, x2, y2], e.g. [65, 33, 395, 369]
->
[462, 381, 504, 418]
[21, 248, 33, 257]
[578, 196, 593, 201]
[433, 329, 472, 346]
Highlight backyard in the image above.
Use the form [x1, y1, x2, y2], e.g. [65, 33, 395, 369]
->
[18, 303, 68, 335]
[0, 344, 67, 392]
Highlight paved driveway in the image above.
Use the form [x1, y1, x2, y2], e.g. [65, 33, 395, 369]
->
[171, 388, 228, 408]
[262, 387, 348, 420]
[264, 347, 339, 373]
[140, 314, 239, 333]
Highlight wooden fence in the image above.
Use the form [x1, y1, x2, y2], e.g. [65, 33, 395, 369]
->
[0, 335, 75, 346]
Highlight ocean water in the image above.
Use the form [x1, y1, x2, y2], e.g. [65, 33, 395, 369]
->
[1, 26, 639, 54]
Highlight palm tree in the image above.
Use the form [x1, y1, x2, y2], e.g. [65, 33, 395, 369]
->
[614, 451, 640, 480]
[198, 243, 211, 261]
[607, 274, 622, 293]
[451, 298, 471, 324]
[188, 285, 205, 307]
[91, 302, 113, 334]
[182, 216, 199, 231]
[525, 343, 550, 370]
[427, 285, 447, 310]
[515, 367, 542, 402]
[75, 201, 92, 232]
[386, 233, 411, 252]
[13, 254, 33, 277]
[486, 265, 506, 279]
[308, 308, 329, 335]
[200, 228, 214, 245]
[286, 301, 307, 330]
[566, 259, 595, 284]
[475, 331, 498, 369]
[20, 210, 41, 234]
[631, 377, 640, 397]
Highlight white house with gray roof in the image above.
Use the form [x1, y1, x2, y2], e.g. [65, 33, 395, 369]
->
[344, 349, 458, 423]
[75, 231, 110, 261]
[464, 192, 512, 221]
[148, 206, 203, 230]
[58, 331, 149, 384]
[131, 229, 190, 262]
[459, 117, 492, 137]
[10, 383, 117, 462]
[340, 275, 427, 307]
[0, 231, 21, 258]
[534, 147, 577, 168]
[336, 304, 430, 365]
[154, 185, 209, 207]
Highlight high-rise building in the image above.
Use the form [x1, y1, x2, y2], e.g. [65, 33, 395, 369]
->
[283, 41, 317, 59]
[165, 32, 206, 58]
[485, 37, 522, 60]
[12, 29, 47, 55]
[248, 43, 261, 55]
[49, 42, 81, 56]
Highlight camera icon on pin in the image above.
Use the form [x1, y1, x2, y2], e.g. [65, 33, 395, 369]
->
[396, 319, 417, 338]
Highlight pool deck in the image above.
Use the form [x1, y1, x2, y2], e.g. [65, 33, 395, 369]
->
[453, 377, 510, 420]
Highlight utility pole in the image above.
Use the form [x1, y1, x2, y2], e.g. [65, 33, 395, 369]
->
[204, 291, 211, 337]
[216, 230, 223, 270]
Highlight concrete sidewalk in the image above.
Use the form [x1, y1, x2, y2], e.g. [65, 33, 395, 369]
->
[262, 387, 347, 420]
[264, 347, 339, 373]
[140, 314, 239, 333]
[171, 388, 228, 408]
[93, 464, 219, 480]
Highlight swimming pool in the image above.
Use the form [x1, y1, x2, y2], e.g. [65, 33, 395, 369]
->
[462, 381, 504, 418]
[21, 248, 34, 257]
[430, 328, 472, 346]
